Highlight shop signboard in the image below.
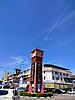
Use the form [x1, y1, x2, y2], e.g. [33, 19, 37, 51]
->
[44, 83, 55, 88]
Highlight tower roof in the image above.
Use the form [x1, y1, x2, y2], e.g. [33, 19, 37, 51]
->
[31, 48, 44, 53]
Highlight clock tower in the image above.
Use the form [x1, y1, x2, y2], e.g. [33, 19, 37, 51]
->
[29, 48, 44, 93]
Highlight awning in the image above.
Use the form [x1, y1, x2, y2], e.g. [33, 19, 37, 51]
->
[55, 84, 60, 89]
[64, 84, 68, 89]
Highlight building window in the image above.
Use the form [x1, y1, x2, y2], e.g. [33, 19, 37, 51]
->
[52, 71, 54, 74]
[63, 73, 65, 76]
[61, 78, 62, 81]
[60, 72, 62, 75]
[55, 71, 58, 74]
[44, 76, 46, 80]
[66, 74, 68, 76]
[52, 76, 54, 80]
[56, 77, 59, 80]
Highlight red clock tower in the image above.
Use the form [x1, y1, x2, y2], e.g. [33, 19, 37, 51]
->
[29, 48, 44, 93]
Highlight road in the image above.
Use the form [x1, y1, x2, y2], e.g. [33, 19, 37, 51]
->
[20, 94, 75, 100]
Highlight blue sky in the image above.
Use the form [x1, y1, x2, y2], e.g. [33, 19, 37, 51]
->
[0, 0, 75, 79]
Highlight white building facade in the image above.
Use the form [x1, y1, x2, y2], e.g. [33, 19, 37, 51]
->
[43, 64, 72, 91]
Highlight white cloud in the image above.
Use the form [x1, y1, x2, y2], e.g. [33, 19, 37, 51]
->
[2, 56, 29, 67]
[0, 56, 29, 79]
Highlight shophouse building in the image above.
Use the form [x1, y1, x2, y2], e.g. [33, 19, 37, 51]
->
[2, 72, 12, 85]
[2, 72, 20, 88]
[18, 69, 30, 88]
[67, 75, 75, 89]
[43, 64, 72, 91]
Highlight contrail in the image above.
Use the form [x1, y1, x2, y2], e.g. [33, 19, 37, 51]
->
[39, 0, 72, 47]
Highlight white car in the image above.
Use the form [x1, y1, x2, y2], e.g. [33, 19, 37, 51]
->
[0, 89, 20, 100]
[68, 89, 75, 94]
[60, 89, 65, 93]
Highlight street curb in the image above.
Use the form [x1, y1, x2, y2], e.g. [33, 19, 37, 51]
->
[20, 96, 53, 98]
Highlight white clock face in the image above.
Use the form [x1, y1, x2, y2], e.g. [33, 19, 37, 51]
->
[31, 50, 43, 58]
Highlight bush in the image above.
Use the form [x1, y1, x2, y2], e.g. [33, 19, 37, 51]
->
[47, 92, 53, 97]
[20, 91, 53, 97]
[31, 93, 36, 97]
[20, 92, 36, 97]
[41, 92, 53, 97]
[20, 92, 31, 96]
[26, 93, 31, 97]
[36, 93, 42, 97]
[36, 92, 53, 97]
[20, 92, 27, 96]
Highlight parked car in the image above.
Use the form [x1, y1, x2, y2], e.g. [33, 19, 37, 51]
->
[0, 85, 11, 89]
[68, 89, 75, 94]
[0, 89, 20, 100]
[55, 89, 65, 94]
[3, 85, 10, 89]
[60, 89, 66, 93]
